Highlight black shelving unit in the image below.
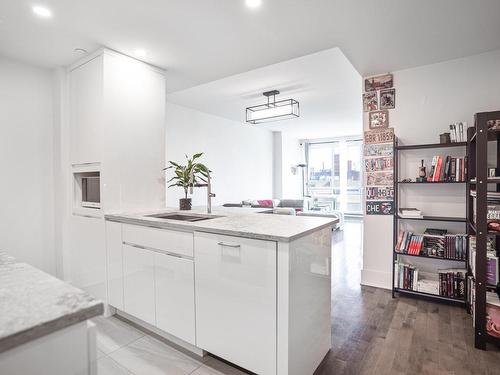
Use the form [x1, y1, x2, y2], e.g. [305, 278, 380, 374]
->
[392, 137, 468, 305]
[467, 110, 500, 350]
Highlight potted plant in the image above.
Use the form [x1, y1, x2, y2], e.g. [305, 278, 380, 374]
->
[164, 153, 210, 210]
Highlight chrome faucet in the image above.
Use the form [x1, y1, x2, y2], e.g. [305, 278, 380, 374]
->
[189, 164, 216, 214]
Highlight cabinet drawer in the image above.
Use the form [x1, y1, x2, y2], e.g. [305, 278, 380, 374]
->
[122, 224, 193, 257]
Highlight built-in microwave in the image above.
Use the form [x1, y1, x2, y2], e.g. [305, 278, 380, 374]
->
[81, 175, 101, 209]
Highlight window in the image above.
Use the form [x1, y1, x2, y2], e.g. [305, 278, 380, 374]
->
[306, 138, 363, 215]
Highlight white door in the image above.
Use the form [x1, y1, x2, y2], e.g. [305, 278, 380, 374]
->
[194, 232, 277, 375]
[154, 253, 195, 344]
[123, 244, 155, 325]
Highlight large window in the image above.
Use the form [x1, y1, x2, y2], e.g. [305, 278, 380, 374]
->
[306, 138, 363, 215]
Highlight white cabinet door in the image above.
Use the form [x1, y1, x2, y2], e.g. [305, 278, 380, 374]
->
[68, 215, 106, 302]
[105, 221, 123, 310]
[69, 55, 103, 165]
[154, 253, 195, 345]
[123, 244, 155, 325]
[194, 233, 277, 375]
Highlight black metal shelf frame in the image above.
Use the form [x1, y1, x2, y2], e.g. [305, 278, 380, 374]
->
[392, 137, 469, 306]
[467, 110, 500, 350]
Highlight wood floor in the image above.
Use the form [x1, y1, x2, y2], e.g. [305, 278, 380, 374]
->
[315, 218, 500, 375]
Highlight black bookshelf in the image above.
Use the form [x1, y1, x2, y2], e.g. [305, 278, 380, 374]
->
[392, 137, 468, 306]
[466, 110, 500, 350]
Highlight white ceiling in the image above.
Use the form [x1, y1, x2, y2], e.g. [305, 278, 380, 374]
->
[167, 48, 362, 139]
[1, 1, 500, 93]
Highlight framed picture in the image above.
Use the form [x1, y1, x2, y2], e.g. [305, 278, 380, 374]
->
[364, 73, 393, 92]
[369, 110, 389, 129]
[380, 88, 395, 109]
[363, 92, 378, 112]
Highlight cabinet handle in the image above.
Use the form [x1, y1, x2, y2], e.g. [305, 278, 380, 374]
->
[217, 242, 241, 248]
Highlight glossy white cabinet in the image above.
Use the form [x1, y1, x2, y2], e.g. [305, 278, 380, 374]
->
[68, 215, 106, 302]
[154, 252, 195, 345]
[105, 221, 123, 310]
[122, 244, 155, 325]
[69, 55, 103, 165]
[194, 232, 277, 375]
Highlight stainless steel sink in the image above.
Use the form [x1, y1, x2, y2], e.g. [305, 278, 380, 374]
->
[146, 213, 218, 222]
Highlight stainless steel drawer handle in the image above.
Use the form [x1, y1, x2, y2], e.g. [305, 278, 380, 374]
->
[217, 242, 241, 248]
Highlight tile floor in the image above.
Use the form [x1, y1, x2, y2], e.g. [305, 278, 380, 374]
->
[93, 315, 248, 375]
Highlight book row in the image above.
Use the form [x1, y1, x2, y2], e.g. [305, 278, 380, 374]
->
[395, 230, 467, 260]
[427, 155, 467, 182]
[438, 269, 466, 299]
[469, 236, 498, 285]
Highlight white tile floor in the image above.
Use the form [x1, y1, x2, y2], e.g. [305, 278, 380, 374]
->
[93, 316, 248, 375]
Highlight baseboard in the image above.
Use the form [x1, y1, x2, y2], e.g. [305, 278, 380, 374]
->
[361, 268, 392, 290]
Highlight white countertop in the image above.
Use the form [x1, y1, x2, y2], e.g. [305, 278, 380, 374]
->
[105, 206, 338, 242]
[0, 252, 103, 353]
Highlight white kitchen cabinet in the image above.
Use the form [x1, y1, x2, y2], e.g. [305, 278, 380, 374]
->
[194, 232, 277, 375]
[68, 214, 106, 302]
[105, 221, 123, 310]
[122, 244, 155, 325]
[69, 55, 103, 165]
[154, 253, 195, 345]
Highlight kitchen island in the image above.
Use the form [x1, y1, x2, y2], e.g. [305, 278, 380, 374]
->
[0, 252, 103, 375]
[105, 208, 337, 375]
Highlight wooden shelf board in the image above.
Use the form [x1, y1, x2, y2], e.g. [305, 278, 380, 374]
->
[394, 251, 466, 262]
[396, 142, 467, 150]
[398, 181, 466, 184]
[396, 215, 466, 223]
[395, 288, 466, 304]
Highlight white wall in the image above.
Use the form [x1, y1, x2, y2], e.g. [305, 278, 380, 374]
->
[165, 102, 273, 207]
[0, 56, 56, 274]
[280, 132, 304, 199]
[362, 49, 500, 289]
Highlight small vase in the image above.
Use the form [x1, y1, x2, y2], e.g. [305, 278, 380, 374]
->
[179, 198, 192, 211]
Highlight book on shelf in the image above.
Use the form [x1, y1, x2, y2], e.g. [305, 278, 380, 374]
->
[449, 122, 467, 143]
[399, 207, 423, 218]
[468, 235, 497, 284]
[486, 292, 500, 338]
[471, 195, 500, 232]
[394, 262, 419, 291]
[395, 230, 467, 260]
[437, 268, 466, 298]
[427, 155, 467, 182]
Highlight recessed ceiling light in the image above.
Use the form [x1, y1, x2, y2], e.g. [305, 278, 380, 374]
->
[32, 5, 52, 18]
[134, 49, 147, 58]
[245, 0, 262, 8]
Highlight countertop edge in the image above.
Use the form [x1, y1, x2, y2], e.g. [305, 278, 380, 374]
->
[105, 215, 338, 242]
[0, 302, 103, 354]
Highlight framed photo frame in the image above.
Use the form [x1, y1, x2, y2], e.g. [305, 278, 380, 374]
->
[364, 73, 393, 92]
[369, 110, 389, 129]
[380, 88, 395, 109]
[363, 92, 378, 112]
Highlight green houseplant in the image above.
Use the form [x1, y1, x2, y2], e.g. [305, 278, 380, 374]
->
[164, 153, 210, 210]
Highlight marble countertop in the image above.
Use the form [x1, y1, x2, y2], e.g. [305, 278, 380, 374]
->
[105, 206, 338, 242]
[0, 252, 103, 353]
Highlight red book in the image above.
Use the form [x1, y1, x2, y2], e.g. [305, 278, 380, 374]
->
[434, 156, 442, 182]
[396, 231, 404, 251]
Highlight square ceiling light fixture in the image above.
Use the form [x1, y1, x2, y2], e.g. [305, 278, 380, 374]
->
[246, 90, 300, 124]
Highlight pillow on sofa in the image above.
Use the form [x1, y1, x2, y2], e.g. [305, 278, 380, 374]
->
[257, 200, 273, 207]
